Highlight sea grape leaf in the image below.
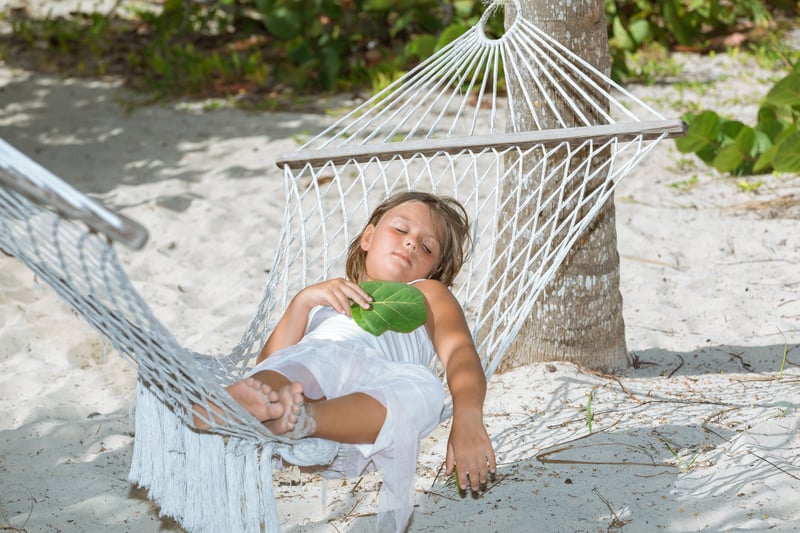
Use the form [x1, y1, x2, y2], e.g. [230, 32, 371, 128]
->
[766, 72, 800, 108]
[675, 111, 720, 154]
[756, 117, 787, 142]
[712, 126, 754, 173]
[772, 131, 800, 173]
[351, 280, 427, 336]
[627, 19, 651, 46]
[753, 143, 777, 173]
[753, 130, 772, 155]
[719, 119, 746, 145]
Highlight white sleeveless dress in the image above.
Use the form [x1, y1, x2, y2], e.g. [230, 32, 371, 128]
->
[247, 301, 445, 532]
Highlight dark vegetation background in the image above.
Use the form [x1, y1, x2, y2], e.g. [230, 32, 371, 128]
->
[1, 0, 799, 175]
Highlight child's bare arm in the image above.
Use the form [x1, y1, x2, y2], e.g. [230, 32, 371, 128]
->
[418, 280, 497, 492]
[257, 278, 372, 362]
[445, 348, 495, 492]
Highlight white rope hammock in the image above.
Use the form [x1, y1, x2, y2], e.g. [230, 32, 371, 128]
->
[0, 1, 684, 531]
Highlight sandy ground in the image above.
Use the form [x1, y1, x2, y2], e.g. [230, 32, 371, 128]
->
[1, 6, 800, 532]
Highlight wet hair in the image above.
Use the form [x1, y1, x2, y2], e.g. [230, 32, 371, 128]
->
[345, 191, 471, 287]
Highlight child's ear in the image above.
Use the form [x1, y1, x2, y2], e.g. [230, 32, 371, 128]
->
[360, 224, 375, 251]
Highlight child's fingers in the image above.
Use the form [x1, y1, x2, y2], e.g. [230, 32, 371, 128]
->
[486, 445, 497, 474]
[324, 287, 351, 315]
[447, 447, 471, 492]
[349, 282, 373, 307]
[466, 462, 481, 492]
[341, 281, 372, 309]
[321, 279, 368, 314]
[444, 444, 456, 475]
[447, 444, 492, 491]
[461, 453, 495, 492]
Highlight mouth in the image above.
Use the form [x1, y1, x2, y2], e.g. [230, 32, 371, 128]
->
[392, 251, 411, 266]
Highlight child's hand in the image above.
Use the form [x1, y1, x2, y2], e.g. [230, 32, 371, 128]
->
[445, 408, 496, 493]
[296, 278, 372, 316]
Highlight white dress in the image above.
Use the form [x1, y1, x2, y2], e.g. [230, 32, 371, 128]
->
[247, 302, 445, 532]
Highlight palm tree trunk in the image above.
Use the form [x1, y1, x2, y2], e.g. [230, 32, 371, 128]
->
[498, 0, 628, 372]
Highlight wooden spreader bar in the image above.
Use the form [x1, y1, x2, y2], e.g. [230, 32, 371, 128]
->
[276, 119, 687, 170]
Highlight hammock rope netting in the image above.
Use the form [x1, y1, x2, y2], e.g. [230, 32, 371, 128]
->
[0, 1, 684, 531]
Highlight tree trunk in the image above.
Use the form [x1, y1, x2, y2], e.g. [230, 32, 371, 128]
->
[497, 0, 628, 372]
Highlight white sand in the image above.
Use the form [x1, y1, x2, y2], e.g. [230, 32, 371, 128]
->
[1, 33, 799, 533]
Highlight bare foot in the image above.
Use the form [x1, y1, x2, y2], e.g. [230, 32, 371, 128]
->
[264, 382, 307, 437]
[227, 377, 283, 422]
[193, 377, 281, 429]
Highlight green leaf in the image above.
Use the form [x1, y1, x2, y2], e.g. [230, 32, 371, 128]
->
[752, 130, 772, 156]
[436, 23, 470, 50]
[753, 144, 777, 173]
[712, 126, 755, 173]
[454, 1, 474, 18]
[675, 111, 720, 153]
[712, 145, 744, 173]
[318, 44, 343, 90]
[262, 6, 302, 40]
[756, 117, 788, 142]
[773, 123, 798, 144]
[772, 132, 800, 173]
[405, 34, 437, 61]
[627, 19, 650, 46]
[766, 73, 800, 107]
[612, 16, 634, 51]
[351, 281, 427, 336]
[757, 104, 778, 123]
[754, 123, 797, 173]
[662, 0, 693, 45]
[719, 119, 746, 145]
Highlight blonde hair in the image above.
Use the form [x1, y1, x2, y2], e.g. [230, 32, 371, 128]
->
[345, 191, 470, 287]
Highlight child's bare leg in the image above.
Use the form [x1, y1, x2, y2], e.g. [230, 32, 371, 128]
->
[303, 392, 386, 444]
[193, 377, 281, 429]
[244, 371, 386, 443]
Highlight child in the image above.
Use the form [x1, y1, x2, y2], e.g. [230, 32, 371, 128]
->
[199, 191, 496, 531]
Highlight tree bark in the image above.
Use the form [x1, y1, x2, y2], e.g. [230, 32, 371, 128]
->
[497, 0, 628, 372]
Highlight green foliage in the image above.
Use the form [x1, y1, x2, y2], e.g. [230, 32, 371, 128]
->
[607, 0, 777, 82]
[676, 66, 800, 176]
[228, 0, 492, 91]
[350, 280, 427, 336]
[7, 10, 114, 75]
[3, 0, 796, 103]
[2, 0, 502, 100]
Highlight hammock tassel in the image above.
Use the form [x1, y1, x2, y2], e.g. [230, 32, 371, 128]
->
[129, 382, 280, 532]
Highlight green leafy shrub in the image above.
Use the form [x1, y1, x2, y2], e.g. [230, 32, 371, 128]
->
[675, 64, 800, 176]
[606, 0, 777, 81]
[2, 0, 794, 101]
[1, 0, 504, 100]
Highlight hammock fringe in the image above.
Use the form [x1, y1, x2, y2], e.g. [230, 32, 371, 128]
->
[129, 383, 281, 532]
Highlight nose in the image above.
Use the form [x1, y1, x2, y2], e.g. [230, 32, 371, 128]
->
[404, 236, 416, 250]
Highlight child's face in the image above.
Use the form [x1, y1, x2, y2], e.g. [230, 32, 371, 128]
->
[360, 201, 443, 283]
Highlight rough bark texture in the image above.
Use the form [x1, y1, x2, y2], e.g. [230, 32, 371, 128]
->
[497, 0, 628, 372]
